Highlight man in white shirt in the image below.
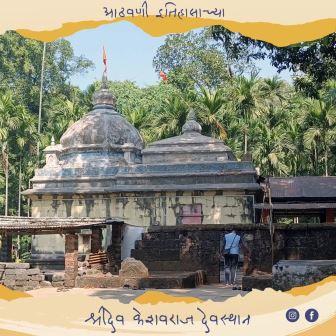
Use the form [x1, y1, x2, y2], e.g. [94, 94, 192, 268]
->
[222, 230, 241, 287]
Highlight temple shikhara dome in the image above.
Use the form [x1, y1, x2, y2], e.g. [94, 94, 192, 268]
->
[142, 109, 236, 164]
[58, 73, 143, 168]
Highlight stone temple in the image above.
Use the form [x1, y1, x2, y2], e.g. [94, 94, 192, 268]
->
[22, 73, 260, 275]
[3, 74, 336, 291]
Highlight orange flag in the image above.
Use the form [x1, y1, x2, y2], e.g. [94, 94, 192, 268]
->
[159, 70, 168, 82]
[103, 46, 107, 72]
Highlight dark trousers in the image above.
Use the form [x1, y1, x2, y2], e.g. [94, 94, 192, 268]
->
[224, 254, 239, 285]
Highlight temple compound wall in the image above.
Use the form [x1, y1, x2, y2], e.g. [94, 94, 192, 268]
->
[135, 224, 336, 283]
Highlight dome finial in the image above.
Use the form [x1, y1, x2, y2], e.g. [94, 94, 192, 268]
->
[101, 70, 108, 89]
[187, 109, 196, 121]
[182, 108, 202, 134]
[92, 54, 117, 110]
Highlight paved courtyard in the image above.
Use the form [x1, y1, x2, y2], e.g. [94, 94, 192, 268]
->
[28, 284, 247, 303]
[28, 269, 246, 303]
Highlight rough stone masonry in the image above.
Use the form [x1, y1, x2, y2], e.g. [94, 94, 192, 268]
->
[0, 262, 50, 291]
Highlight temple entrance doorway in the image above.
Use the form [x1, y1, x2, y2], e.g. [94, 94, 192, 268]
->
[121, 224, 144, 260]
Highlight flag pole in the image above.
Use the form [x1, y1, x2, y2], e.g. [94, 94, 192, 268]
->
[37, 42, 47, 160]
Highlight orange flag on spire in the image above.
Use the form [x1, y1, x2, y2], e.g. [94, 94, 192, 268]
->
[159, 70, 168, 82]
[103, 46, 107, 72]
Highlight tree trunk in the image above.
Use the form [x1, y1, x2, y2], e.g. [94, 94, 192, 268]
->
[314, 145, 318, 175]
[37, 41, 47, 160]
[18, 157, 22, 216]
[325, 148, 328, 177]
[244, 130, 248, 154]
[4, 158, 8, 216]
[27, 180, 31, 217]
[17, 157, 21, 258]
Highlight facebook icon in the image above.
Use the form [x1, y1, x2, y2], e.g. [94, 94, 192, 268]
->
[305, 309, 319, 322]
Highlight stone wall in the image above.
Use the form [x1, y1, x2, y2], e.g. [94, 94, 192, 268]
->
[0, 236, 12, 262]
[133, 225, 272, 283]
[133, 224, 336, 283]
[272, 226, 336, 261]
[273, 260, 336, 291]
[30, 191, 254, 227]
[0, 263, 50, 291]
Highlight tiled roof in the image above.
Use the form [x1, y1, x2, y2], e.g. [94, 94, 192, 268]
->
[268, 177, 336, 199]
[0, 217, 123, 233]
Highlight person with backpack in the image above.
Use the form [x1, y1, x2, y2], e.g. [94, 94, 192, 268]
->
[222, 229, 241, 287]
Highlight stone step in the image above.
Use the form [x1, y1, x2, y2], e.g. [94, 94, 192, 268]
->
[142, 260, 183, 272]
[139, 271, 206, 289]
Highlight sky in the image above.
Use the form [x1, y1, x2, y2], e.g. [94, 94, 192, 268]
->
[66, 21, 292, 90]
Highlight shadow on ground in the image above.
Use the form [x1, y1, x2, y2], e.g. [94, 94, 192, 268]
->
[87, 284, 247, 303]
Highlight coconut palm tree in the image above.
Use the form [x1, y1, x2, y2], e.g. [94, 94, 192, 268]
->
[196, 87, 227, 140]
[152, 95, 189, 140]
[0, 92, 20, 215]
[11, 106, 38, 215]
[301, 96, 336, 176]
[323, 79, 336, 104]
[285, 118, 305, 175]
[253, 122, 291, 176]
[260, 76, 288, 107]
[123, 107, 154, 143]
[230, 74, 264, 154]
[45, 90, 86, 141]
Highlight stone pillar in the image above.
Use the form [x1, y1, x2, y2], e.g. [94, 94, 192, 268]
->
[106, 223, 122, 274]
[91, 227, 103, 253]
[326, 208, 334, 223]
[0, 235, 12, 262]
[64, 233, 78, 288]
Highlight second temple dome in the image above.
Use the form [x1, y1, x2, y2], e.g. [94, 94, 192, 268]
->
[142, 109, 236, 164]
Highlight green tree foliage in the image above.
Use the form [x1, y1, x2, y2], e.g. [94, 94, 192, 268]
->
[0, 31, 93, 112]
[0, 32, 92, 218]
[153, 29, 257, 92]
[212, 26, 336, 97]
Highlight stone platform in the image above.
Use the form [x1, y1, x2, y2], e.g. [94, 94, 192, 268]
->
[139, 270, 206, 289]
[75, 270, 206, 289]
[242, 275, 272, 291]
[76, 274, 121, 288]
[273, 259, 336, 291]
[29, 284, 248, 303]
